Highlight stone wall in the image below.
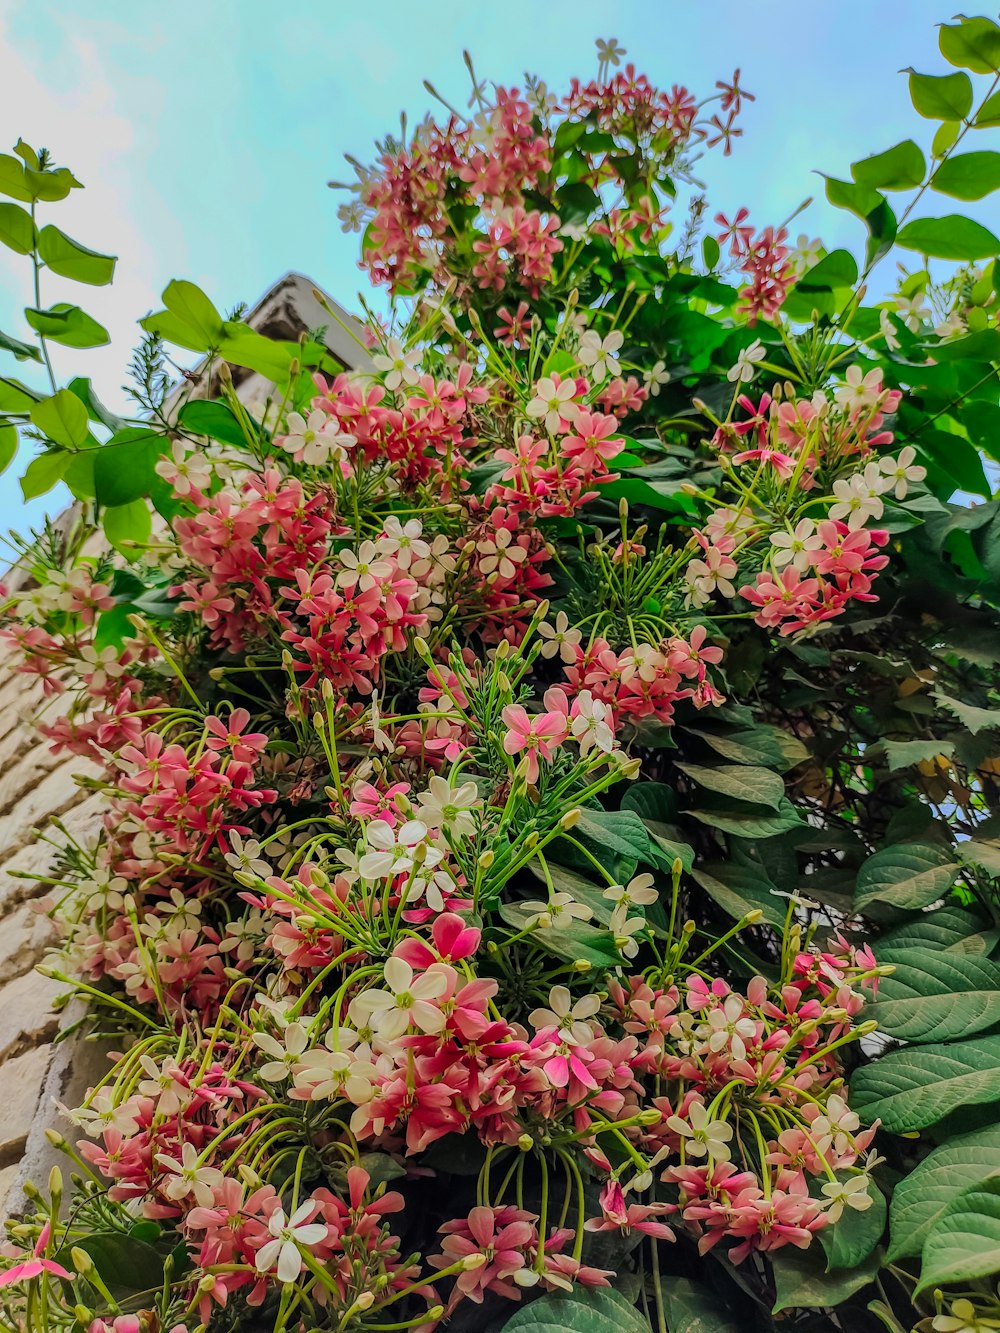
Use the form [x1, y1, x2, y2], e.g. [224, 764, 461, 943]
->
[0, 272, 370, 1214]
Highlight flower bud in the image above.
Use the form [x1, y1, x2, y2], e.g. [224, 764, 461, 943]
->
[560, 808, 582, 830]
[637, 1108, 663, 1126]
[740, 909, 764, 926]
[463, 1252, 488, 1270]
[48, 1165, 63, 1206]
[573, 959, 592, 973]
[518, 1134, 533, 1152]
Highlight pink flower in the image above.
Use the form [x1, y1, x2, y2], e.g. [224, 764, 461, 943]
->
[0, 1223, 72, 1287]
[584, 1180, 675, 1241]
[500, 704, 568, 783]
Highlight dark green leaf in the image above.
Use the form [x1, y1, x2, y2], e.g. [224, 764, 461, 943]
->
[701, 235, 720, 270]
[866, 948, 1000, 1042]
[687, 797, 803, 840]
[661, 1279, 741, 1333]
[823, 177, 897, 265]
[977, 89, 1000, 128]
[854, 841, 958, 912]
[851, 1036, 1000, 1131]
[93, 428, 164, 507]
[896, 216, 1000, 260]
[162, 279, 224, 345]
[178, 399, 251, 447]
[37, 225, 116, 285]
[0, 201, 33, 254]
[24, 303, 109, 348]
[908, 68, 974, 120]
[0, 376, 40, 411]
[794, 248, 859, 290]
[76, 1232, 165, 1298]
[771, 1244, 880, 1313]
[67, 377, 126, 432]
[933, 151, 1000, 200]
[691, 861, 786, 929]
[675, 761, 784, 810]
[888, 1124, 1000, 1260]
[685, 725, 808, 771]
[501, 1286, 649, 1332]
[820, 1182, 886, 1270]
[917, 1177, 1000, 1294]
[852, 140, 926, 191]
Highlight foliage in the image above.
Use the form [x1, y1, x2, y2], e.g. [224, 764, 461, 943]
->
[0, 15, 1000, 1333]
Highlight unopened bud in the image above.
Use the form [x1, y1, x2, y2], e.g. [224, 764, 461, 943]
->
[679, 483, 698, 495]
[478, 849, 494, 870]
[518, 1134, 533, 1152]
[573, 958, 592, 973]
[208, 666, 225, 680]
[857, 1020, 880, 1037]
[197, 1274, 218, 1294]
[637, 1108, 663, 1126]
[321, 677, 334, 700]
[48, 1165, 63, 1206]
[463, 1252, 488, 1270]
[349, 1292, 376, 1313]
[740, 909, 764, 926]
[427, 1305, 445, 1321]
[681, 919, 696, 936]
[218, 361, 233, 385]
[71, 1248, 95, 1276]
[313, 711, 326, 732]
[524, 831, 539, 850]
[672, 857, 684, 876]
[560, 808, 582, 830]
[413, 636, 430, 657]
[45, 1129, 68, 1151]
[289, 357, 300, 378]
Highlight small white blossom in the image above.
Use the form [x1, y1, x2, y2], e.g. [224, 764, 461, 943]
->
[727, 339, 766, 383]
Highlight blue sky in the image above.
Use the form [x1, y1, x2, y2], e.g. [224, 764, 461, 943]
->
[0, 0, 969, 535]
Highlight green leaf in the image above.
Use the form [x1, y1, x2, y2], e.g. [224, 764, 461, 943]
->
[851, 1036, 1000, 1132]
[29, 388, 89, 447]
[879, 905, 996, 955]
[0, 376, 40, 411]
[177, 399, 251, 447]
[936, 693, 1000, 734]
[701, 235, 720, 270]
[103, 500, 152, 560]
[37, 225, 116, 285]
[881, 738, 955, 771]
[498, 903, 620, 969]
[0, 329, 41, 362]
[691, 861, 787, 929]
[963, 840, 1000, 877]
[770, 1244, 880, 1313]
[67, 376, 126, 432]
[22, 165, 81, 203]
[977, 89, 1000, 128]
[685, 725, 808, 771]
[866, 948, 1000, 1042]
[896, 216, 1000, 260]
[163, 279, 224, 345]
[933, 151, 1000, 200]
[793, 248, 859, 290]
[939, 16, 1000, 74]
[0, 155, 31, 201]
[854, 841, 958, 912]
[908, 69, 974, 120]
[917, 1177, 1000, 1294]
[661, 1279, 741, 1333]
[24, 303, 109, 348]
[571, 809, 652, 868]
[93, 428, 165, 506]
[20, 449, 69, 499]
[820, 1182, 886, 1270]
[675, 761, 784, 810]
[76, 1232, 166, 1298]
[0, 421, 16, 474]
[888, 1124, 1000, 1260]
[219, 323, 295, 382]
[687, 797, 803, 840]
[501, 1286, 649, 1332]
[824, 177, 897, 266]
[852, 140, 926, 191]
[0, 201, 33, 254]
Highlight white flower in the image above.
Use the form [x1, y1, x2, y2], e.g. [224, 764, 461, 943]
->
[770, 518, 823, 570]
[829, 466, 886, 529]
[292, 1038, 378, 1104]
[154, 440, 212, 496]
[224, 832, 272, 878]
[820, 1173, 873, 1224]
[529, 985, 601, 1043]
[727, 339, 765, 383]
[665, 1099, 734, 1161]
[609, 904, 646, 958]
[642, 360, 670, 396]
[351, 957, 449, 1039]
[790, 234, 823, 278]
[878, 308, 901, 351]
[254, 1203, 329, 1284]
[701, 995, 757, 1062]
[526, 375, 578, 433]
[379, 516, 430, 569]
[578, 329, 624, 381]
[520, 891, 592, 930]
[358, 819, 440, 881]
[372, 337, 421, 391]
[414, 775, 481, 838]
[252, 1022, 311, 1082]
[337, 198, 366, 233]
[279, 409, 349, 466]
[879, 445, 926, 500]
[595, 37, 626, 67]
[894, 290, 928, 333]
[337, 540, 393, 592]
[603, 873, 657, 908]
[570, 690, 616, 756]
[476, 528, 527, 581]
[537, 610, 583, 664]
[155, 1142, 224, 1210]
[77, 644, 126, 692]
[833, 364, 885, 413]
